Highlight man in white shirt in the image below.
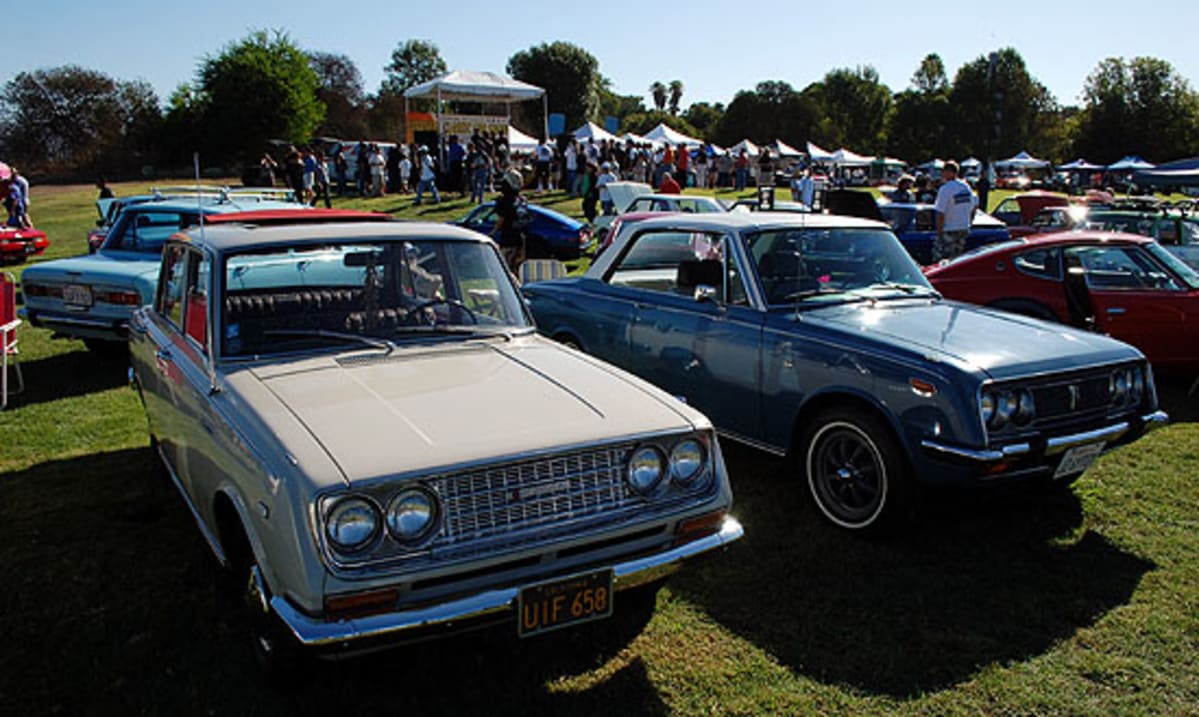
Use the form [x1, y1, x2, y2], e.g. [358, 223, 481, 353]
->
[933, 160, 977, 262]
[414, 146, 440, 205]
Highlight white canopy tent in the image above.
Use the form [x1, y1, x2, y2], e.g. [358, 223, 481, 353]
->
[620, 131, 651, 145]
[729, 139, 760, 157]
[960, 157, 982, 169]
[769, 140, 804, 158]
[806, 142, 836, 163]
[507, 125, 539, 152]
[994, 150, 1050, 169]
[1057, 158, 1105, 171]
[643, 123, 704, 148]
[574, 121, 617, 143]
[404, 70, 547, 164]
[1108, 155, 1155, 171]
[832, 148, 873, 167]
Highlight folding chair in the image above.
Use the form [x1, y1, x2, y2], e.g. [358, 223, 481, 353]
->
[1, 272, 23, 410]
[518, 259, 568, 285]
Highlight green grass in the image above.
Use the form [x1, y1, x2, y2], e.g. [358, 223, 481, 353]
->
[2, 180, 1198, 715]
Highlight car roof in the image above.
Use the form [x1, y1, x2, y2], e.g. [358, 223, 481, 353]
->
[632, 193, 721, 204]
[123, 196, 301, 214]
[176, 218, 490, 254]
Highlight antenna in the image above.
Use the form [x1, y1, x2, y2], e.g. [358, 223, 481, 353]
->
[193, 152, 205, 240]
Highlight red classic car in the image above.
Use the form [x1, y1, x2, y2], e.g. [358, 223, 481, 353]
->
[0, 227, 49, 264]
[925, 231, 1199, 368]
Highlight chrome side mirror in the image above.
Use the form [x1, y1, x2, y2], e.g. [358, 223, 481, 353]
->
[693, 284, 718, 303]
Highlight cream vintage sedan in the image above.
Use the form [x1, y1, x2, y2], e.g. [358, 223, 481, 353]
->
[128, 209, 742, 671]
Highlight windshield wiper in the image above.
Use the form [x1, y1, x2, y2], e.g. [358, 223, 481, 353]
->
[860, 282, 940, 297]
[393, 325, 517, 340]
[264, 329, 395, 353]
[781, 286, 851, 302]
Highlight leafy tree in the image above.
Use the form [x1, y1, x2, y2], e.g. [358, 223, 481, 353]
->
[507, 42, 602, 133]
[309, 51, 367, 138]
[1073, 57, 1199, 163]
[947, 48, 1057, 160]
[683, 102, 724, 139]
[0, 65, 160, 174]
[805, 66, 892, 153]
[913, 53, 948, 94]
[380, 39, 447, 97]
[599, 84, 646, 123]
[650, 82, 667, 111]
[713, 81, 818, 147]
[668, 80, 684, 115]
[192, 30, 324, 162]
[887, 54, 951, 163]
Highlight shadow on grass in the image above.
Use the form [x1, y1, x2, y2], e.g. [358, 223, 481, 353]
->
[1154, 372, 1199, 424]
[671, 442, 1155, 698]
[0, 449, 667, 716]
[5, 345, 128, 406]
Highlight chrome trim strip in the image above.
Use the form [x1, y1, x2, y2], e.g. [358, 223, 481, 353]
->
[1141, 410, 1169, 432]
[271, 516, 743, 647]
[920, 440, 1030, 463]
[1044, 422, 1130, 455]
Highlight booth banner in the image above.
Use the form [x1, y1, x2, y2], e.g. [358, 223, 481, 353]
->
[438, 114, 509, 137]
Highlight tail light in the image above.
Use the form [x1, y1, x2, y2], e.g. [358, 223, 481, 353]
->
[97, 290, 142, 306]
[577, 227, 592, 247]
[23, 283, 55, 297]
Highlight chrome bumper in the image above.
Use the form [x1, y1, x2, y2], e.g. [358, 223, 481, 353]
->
[921, 410, 1169, 464]
[272, 516, 744, 648]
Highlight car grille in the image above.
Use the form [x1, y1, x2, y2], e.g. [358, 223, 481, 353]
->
[425, 443, 654, 560]
[990, 363, 1140, 435]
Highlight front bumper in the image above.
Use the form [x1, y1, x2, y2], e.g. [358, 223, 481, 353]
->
[920, 410, 1169, 471]
[271, 515, 743, 650]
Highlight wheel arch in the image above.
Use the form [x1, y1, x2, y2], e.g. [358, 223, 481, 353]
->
[787, 389, 912, 471]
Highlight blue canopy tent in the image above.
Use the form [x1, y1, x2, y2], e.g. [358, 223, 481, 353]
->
[1132, 157, 1199, 187]
[1108, 155, 1155, 171]
[1057, 158, 1105, 171]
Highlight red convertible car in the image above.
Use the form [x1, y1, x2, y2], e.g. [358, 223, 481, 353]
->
[925, 231, 1199, 368]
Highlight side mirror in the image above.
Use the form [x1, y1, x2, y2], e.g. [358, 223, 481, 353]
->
[693, 284, 718, 303]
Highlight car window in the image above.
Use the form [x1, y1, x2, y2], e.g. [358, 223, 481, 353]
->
[1013, 247, 1062, 280]
[879, 206, 914, 232]
[627, 198, 650, 212]
[113, 211, 195, 253]
[607, 230, 747, 305]
[1181, 219, 1199, 246]
[222, 240, 529, 358]
[994, 199, 1018, 216]
[184, 252, 211, 349]
[1067, 245, 1181, 291]
[158, 245, 187, 329]
[747, 227, 932, 304]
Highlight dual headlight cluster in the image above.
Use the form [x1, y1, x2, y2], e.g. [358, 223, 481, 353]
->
[980, 387, 1036, 430]
[627, 438, 709, 495]
[1109, 366, 1145, 408]
[324, 487, 439, 554]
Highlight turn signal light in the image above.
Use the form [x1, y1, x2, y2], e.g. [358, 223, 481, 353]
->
[324, 588, 400, 618]
[673, 510, 726, 546]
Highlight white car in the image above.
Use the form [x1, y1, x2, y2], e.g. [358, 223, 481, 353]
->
[128, 208, 742, 671]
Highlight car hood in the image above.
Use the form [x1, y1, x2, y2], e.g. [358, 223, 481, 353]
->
[244, 336, 699, 487]
[802, 298, 1141, 380]
[21, 251, 159, 285]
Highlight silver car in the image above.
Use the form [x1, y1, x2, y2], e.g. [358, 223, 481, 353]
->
[128, 211, 741, 670]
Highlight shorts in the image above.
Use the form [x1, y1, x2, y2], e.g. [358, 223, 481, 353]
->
[933, 230, 969, 263]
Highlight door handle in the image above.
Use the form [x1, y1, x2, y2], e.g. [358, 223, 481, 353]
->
[156, 348, 172, 361]
[1105, 307, 1126, 315]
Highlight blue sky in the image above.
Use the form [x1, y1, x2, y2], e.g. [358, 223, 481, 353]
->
[8, 0, 1199, 111]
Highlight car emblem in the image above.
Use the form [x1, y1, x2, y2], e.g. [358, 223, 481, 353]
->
[510, 479, 572, 503]
[1067, 384, 1081, 412]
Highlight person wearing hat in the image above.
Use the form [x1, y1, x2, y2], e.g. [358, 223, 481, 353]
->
[597, 162, 618, 214]
[891, 174, 915, 203]
[494, 168, 525, 271]
[414, 145, 440, 206]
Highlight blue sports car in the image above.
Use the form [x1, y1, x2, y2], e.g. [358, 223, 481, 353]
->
[523, 212, 1167, 531]
[455, 201, 592, 260]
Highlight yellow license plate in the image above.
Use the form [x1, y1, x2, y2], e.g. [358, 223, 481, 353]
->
[517, 569, 613, 637]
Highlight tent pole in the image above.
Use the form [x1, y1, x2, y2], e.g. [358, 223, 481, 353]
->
[542, 94, 548, 141]
[437, 86, 445, 170]
[403, 95, 409, 144]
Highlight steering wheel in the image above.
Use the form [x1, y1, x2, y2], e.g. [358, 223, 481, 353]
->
[410, 297, 479, 325]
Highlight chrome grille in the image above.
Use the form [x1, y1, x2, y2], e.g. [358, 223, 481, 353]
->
[989, 363, 1140, 434]
[430, 443, 641, 549]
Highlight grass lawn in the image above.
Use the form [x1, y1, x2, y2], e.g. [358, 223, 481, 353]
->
[1, 180, 1197, 715]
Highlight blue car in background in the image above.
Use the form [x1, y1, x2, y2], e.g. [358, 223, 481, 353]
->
[21, 190, 301, 352]
[523, 212, 1166, 531]
[456, 201, 592, 260]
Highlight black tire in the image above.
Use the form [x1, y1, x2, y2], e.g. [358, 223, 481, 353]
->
[222, 520, 303, 682]
[555, 334, 583, 352]
[799, 407, 910, 531]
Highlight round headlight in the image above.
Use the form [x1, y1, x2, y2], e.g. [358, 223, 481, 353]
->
[980, 391, 997, 426]
[1110, 371, 1129, 404]
[627, 446, 665, 495]
[669, 439, 706, 485]
[996, 391, 1017, 425]
[386, 488, 438, 541]
[1014, 388, 1036, 426]
[325, 497, 379, 551]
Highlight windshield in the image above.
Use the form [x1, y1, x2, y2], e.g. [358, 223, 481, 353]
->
[221, 239, 530, 358]
[747, 227, 934, 305]
[1145, 242, 1199, 290]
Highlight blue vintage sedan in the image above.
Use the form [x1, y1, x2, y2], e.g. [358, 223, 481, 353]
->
[523, 212, 1168, 530]
[21, 189, 300, 352]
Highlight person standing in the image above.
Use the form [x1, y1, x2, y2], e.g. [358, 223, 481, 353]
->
[96, 176, 115, 200]
[494, 169, 525, 272]
[564, 141, 579, 197]
[580, 163, 600, 224]
[284, 146, 305, 203]
[334, 149, 348, 196]
[597, 162, 618, 214]
[368, 144, 386, 197]
[797, 168, 817, 208]
[675, 144, 690, 187]
[658, 172, 681, 194]
[311, 152, 332, 208]
[414, 146, 440, 205]
[10, 169, 31, 227]
[933, 160, 977, 262]
[534, 138, 553, 192]
[398, 151, 412, 195]
[468, 143, 490, 204]
[734, 150, 749, 191]
[693, 149, 708, 190]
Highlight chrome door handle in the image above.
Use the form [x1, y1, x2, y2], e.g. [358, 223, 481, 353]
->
[1106, 307, 1126, 315]
[155, 348, 172, 361]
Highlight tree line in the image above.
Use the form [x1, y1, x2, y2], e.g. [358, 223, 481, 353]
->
[1, 31, 1196, 178]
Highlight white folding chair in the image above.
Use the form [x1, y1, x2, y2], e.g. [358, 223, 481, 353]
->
[1, 272, 22, 410]
[518, 259, 568, 285]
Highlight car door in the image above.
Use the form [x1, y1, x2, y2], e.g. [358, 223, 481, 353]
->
[616, 229, 763, 437]
[1065, 244, 1185, 361]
